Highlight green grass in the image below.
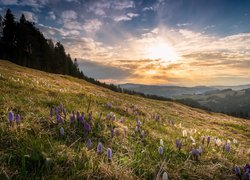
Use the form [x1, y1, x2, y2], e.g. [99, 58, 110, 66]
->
[0, 60, 250, 179]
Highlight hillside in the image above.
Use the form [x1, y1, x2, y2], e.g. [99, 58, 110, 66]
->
[176, 88, 250, 119]
[0, 60, 250, 179]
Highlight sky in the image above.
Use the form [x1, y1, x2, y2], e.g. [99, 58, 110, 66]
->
[0, 0, 250, 86]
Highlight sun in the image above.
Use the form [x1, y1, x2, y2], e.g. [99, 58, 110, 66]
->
[145, 42, 179, 62]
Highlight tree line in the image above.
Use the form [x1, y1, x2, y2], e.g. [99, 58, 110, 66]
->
[0, 9, 172, 102]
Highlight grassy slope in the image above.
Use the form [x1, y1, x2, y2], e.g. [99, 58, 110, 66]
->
[0, 60, 249, 179]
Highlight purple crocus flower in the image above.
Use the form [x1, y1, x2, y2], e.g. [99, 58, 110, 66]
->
[56, 114, 62, 123]
[135, 126, 139, 132]
[87, 139, 92, 150]
[70, 114, 75, 123]
[106, 102, 112, 108]
[15, 114, 21, 124]
[225, 143, 230, 153]
[176, 139, 182, 150]
[55, 107, 59, 115]
[8, 111, 14, 123]
[190, 149, 200, 161]
[60, 127, 64, 136]
[207, 136, 211, 146]
[107, 148, 112, 160]
[97, 142, 102, 154]
[158, 146, 164, 155]
[234, 166, 241, 176]
[243, 172, 250, 180]
[84, 123, 91, 132]
[78, 115, 84, 124]
[244, 164, 250, 172]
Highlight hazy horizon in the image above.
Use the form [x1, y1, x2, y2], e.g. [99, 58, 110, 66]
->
[1, 0, 249, 86]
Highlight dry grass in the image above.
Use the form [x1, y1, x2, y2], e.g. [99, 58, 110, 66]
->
[0, 60, 249, 179]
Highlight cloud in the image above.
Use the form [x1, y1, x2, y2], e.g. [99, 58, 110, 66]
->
[0, 0, 18, 5]
[142, 7, 154, 11]
[65, 0, 80, 3]
[48, 11, 56, 20]
[60, 10, 82, 31]
[111, 0, 134, 10]
[113, 12, 139, 22]
[22, 11, 38, 22]
[78, 59, 132, 82]
[61, 10, 77, 20]
[0, 0, 49, 11]
[83, 19, 102, 32]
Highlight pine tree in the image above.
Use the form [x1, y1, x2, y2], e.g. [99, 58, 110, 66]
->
[2, 9, 16, 45]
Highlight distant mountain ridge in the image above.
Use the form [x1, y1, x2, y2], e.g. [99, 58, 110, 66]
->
[120, 83, 250, 98]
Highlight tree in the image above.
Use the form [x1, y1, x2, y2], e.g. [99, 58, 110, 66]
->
[0, 15, 3, 38]
[2, 9, 16, 45]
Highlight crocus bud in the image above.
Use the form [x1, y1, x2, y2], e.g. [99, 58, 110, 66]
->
[135, 126, 139, 132]
[87, 139, 92, 150]
[97, 142, 102, 154]
[8, 111, 14, 123]
[234, 166, 241, 176]
[225, 143, 230, 153]
[162, 172, 168, 180]
[60, 127, 64, 136]
[107, 148, 112, 160]
[141, 130, 145, 138]
[207, 136, 211, 146]
[176, 139, 182, 150]
[84, 123, 91, 132]
[15, 114, 21, 124]
[158, 146, 164, 155]
[70, 114, 75, 123]
[182, 129, 187, 137]
[56, 114, 62, 123]
[160, 139, 164, 146]
[244, 164, 250, 172]
[201, 136, 205, 145]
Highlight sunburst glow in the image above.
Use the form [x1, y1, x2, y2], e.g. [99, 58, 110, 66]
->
[145, 42, 179, 62]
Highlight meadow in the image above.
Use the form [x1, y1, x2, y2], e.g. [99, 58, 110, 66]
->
[0, 60, 249, 179]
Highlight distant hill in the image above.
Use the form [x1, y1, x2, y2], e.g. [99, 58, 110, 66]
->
[176, 88, 250, 119]
[120, 83, 217, 98]
[120, 83, 250, 118]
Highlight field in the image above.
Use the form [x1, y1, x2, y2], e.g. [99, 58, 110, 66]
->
[0, 60, 249, 179]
